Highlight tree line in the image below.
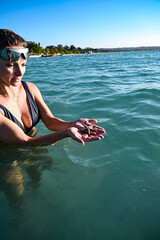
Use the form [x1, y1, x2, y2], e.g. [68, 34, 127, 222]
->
[27, 41, 160, 55]
[27, 41, 99, 55]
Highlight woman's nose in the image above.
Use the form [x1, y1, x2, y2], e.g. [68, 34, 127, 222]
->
[15, 64, 23, 76]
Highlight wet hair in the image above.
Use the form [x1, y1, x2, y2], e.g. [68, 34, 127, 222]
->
[0, 29, 27, 50]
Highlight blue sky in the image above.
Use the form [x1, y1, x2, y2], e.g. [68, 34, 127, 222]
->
[1, 0, 160, 48]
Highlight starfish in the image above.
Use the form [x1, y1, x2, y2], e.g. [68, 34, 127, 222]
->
[81, 123, 95, 136]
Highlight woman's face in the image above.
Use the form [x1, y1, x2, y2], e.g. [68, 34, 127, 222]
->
[0, 46, 27, 87]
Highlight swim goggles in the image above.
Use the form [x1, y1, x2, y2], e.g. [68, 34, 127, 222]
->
[0, 48, 29, 62]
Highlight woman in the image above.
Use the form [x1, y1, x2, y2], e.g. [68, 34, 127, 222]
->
[0, 29, 105, 146]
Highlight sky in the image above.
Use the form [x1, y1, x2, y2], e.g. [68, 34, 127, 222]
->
[0, 0, 160, 49]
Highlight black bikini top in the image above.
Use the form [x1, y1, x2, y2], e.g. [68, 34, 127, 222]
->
[0, 81, 40, 134]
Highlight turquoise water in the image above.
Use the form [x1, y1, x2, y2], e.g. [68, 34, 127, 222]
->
[1, 51, 160, 239]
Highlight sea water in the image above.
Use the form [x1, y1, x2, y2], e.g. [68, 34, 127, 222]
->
[1, 51, 160, 240]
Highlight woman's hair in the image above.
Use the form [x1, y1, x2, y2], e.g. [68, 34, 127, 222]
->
[0, 29, 27, 50]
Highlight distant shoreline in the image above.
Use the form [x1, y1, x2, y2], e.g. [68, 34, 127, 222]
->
[30, 48, 160, 58]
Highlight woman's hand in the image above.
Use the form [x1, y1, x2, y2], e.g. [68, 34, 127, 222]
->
[68, 119, 106, 145]
[72, 118, 105, 135]
[67, 127, 104, 146]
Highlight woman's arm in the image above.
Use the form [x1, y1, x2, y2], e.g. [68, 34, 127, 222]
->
[0, 114, 83, 146]
[0, 112, 104, 146]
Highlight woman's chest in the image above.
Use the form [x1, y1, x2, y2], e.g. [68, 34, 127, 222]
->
[0, 95, 32, 129]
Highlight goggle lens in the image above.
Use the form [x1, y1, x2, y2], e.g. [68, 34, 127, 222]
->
[0, 48, 29, 62]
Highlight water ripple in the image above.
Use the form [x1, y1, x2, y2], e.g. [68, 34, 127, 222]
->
[23, 51, 160, 168]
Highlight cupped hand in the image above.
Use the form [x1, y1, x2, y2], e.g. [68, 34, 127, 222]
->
[68, 124, 105, 146]
[73, 118, 106, 136]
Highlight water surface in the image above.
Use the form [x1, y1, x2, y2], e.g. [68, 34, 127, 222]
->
[1, 51, 160, 240]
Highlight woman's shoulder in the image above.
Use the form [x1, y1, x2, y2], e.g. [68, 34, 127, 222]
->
[24, 81, 37, 89]
[24, 81, 40, 93]
[24, 81, 42, 99]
